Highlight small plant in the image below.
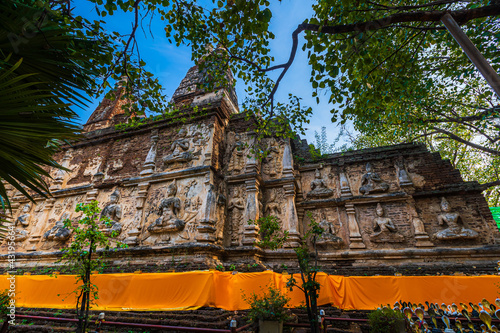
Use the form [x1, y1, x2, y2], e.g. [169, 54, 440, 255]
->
[229, 264, 236, 271]
[250, 215, 289, 250]
[368, 308, 406, 333]
[280, 264, 288, 270]
[215, 264, 224, 271]
[0, 289, 10, 316]
[243, 285, 291, 323]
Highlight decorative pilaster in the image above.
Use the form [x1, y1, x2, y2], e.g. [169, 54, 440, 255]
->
[407, 198, 434, 247]
[140, 131, 159, 176]
[281, 141, 294, 178]
[345, 203, 366, 249]
[339, 170, 352, 197]
[50, 152, 71, 191]
[242, 179, 260, 246]
[245, 134, 259, 174]
[124, 181, 150, 246]
[283, 183, 301, 248]
[196, 184, 217, 243]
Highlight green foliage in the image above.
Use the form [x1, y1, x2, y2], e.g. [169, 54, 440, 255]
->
[0, 289, 10, 316]
[286, 212, 323, 333]
[251, 215, 289, 250]
[59, 201, 126, 333]
[229, 264, 236, 271]
[215, 264, 224, 271]
[0, 0, 108, 209]
[368, 308, 406, 333]
[243, 285, 291, 323]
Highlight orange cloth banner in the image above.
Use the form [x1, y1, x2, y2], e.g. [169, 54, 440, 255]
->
[0, 272, 498, 311]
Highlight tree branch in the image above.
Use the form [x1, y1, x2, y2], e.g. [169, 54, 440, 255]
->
[431, 126, 500, 156]
[479, 180, 500, 191]
[301, 4, 500, 35]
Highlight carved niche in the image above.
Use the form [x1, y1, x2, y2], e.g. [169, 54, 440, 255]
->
[434, 197, 478, 240]
[369, 203, 404, 243]
[359, 163, 389, 195]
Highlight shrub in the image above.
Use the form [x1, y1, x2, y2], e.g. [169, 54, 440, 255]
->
[368, 308, 407, 333]
[244, 285, 291, 323]
[0, 289, 9, 316]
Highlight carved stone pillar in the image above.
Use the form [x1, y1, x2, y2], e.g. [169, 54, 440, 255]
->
[281, 141, 294, 178]
[242, 179, 260, 246]
[245, 135, 259, 174]
[140, 131, 159, 176]
[197, 184, 217, 243]
[283, 183, 301, 248]
[27, 198, 55, 251]
[345, 203, 366, 249]
[50, 152, 71, 191]
[407, 198, 434, 247]
[124, 182, 150, 246]
[339, 171, 352, 197]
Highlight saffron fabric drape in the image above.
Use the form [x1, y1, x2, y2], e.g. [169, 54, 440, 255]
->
[0, 272, 497, 311]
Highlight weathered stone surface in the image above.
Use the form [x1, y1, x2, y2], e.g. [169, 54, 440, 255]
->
[2, 64, 500, 276]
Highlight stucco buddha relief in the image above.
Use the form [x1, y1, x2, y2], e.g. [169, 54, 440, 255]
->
[359, 163, 389, 195]
[162, 125, 211, 169]
[434, 197, 478, 240]
[316, 210, 344, 249]
[148, 180, 186, 234]
[143, 179, 199, 245]
[369, 203, 404, 243]
[100, 189, 123, 237]
[13, 203, 32, 242]
[307, 169, 333, 199]
[163, 128, 194, 166]
[43, 212, 71, 242]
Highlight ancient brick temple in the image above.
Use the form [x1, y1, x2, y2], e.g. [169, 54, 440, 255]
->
[2, 64, 500, 275]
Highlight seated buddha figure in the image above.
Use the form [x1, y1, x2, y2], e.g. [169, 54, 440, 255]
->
[100, 189, 123, 237]
[44, 213, 71, 242]
[148, 180, 186, 233]
[316, 211, 343, 249]
[163, 128, 193, 165]
[435, 197, 478, 240]
[359, 163, 389, 195]
[307, 169, 333, 199]
[370, 203, 404, 243]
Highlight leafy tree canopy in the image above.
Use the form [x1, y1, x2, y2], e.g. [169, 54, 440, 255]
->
[3, 0, 500, 204]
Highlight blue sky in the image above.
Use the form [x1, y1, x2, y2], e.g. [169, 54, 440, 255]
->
[73, 1, 347, 146]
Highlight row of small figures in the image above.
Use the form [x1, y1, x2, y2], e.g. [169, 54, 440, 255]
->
[388, 298, 500, 332]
